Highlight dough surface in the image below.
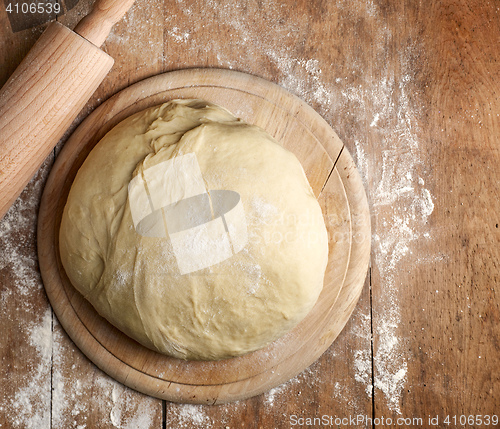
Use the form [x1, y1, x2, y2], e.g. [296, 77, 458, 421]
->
[60, 99, 328, 360]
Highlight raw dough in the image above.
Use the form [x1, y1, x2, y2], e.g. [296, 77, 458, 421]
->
[59, 99, 328, 360]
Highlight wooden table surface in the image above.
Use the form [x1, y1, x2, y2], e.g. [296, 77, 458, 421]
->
[1, 0, 498, 428]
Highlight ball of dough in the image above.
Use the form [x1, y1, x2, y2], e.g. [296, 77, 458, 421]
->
[59, 99, 328, 360]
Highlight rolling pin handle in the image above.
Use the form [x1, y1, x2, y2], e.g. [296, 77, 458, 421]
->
[74, 0, 136, 47]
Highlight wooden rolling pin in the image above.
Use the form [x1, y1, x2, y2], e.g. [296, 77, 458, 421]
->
[0, 0, 136, 219]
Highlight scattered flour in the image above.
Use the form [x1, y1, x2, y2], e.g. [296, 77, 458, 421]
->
[29, 307, 53, 357]
[9, 363, 51, 428]
[8, 311, 52, 429]
[0, 169, 52, 429]
[263, 374, 302, 407]
[51, 323, 159, 429]
[167, 404, 211, 428]
[358, 55, 438, 414]
[343, 35, 437, 418]
[351, 313, 375, 399]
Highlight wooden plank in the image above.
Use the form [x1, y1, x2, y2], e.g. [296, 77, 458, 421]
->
[4, 0, 364, 426]
[359, 1, 431, 420]
[394, 0, 500, 421]
[0, 7, 57, 428]
[0, 162, 53, 427]
[349, 0, 500, 424]
[322, 0, 444, 421]
[48, 0, 166, 426]
[158, 0, 374, 424]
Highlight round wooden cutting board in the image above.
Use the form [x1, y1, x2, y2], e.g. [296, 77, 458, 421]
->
[37, 68, 370, 404]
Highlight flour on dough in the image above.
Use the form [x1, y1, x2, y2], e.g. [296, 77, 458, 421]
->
[59, 99, 328, 360]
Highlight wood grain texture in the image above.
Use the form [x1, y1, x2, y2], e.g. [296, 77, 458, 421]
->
[37, 68, 370, 404]
[396, 0, 500, 420]
[1, 0, 499, 427]
[0, 162, 53, 428]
